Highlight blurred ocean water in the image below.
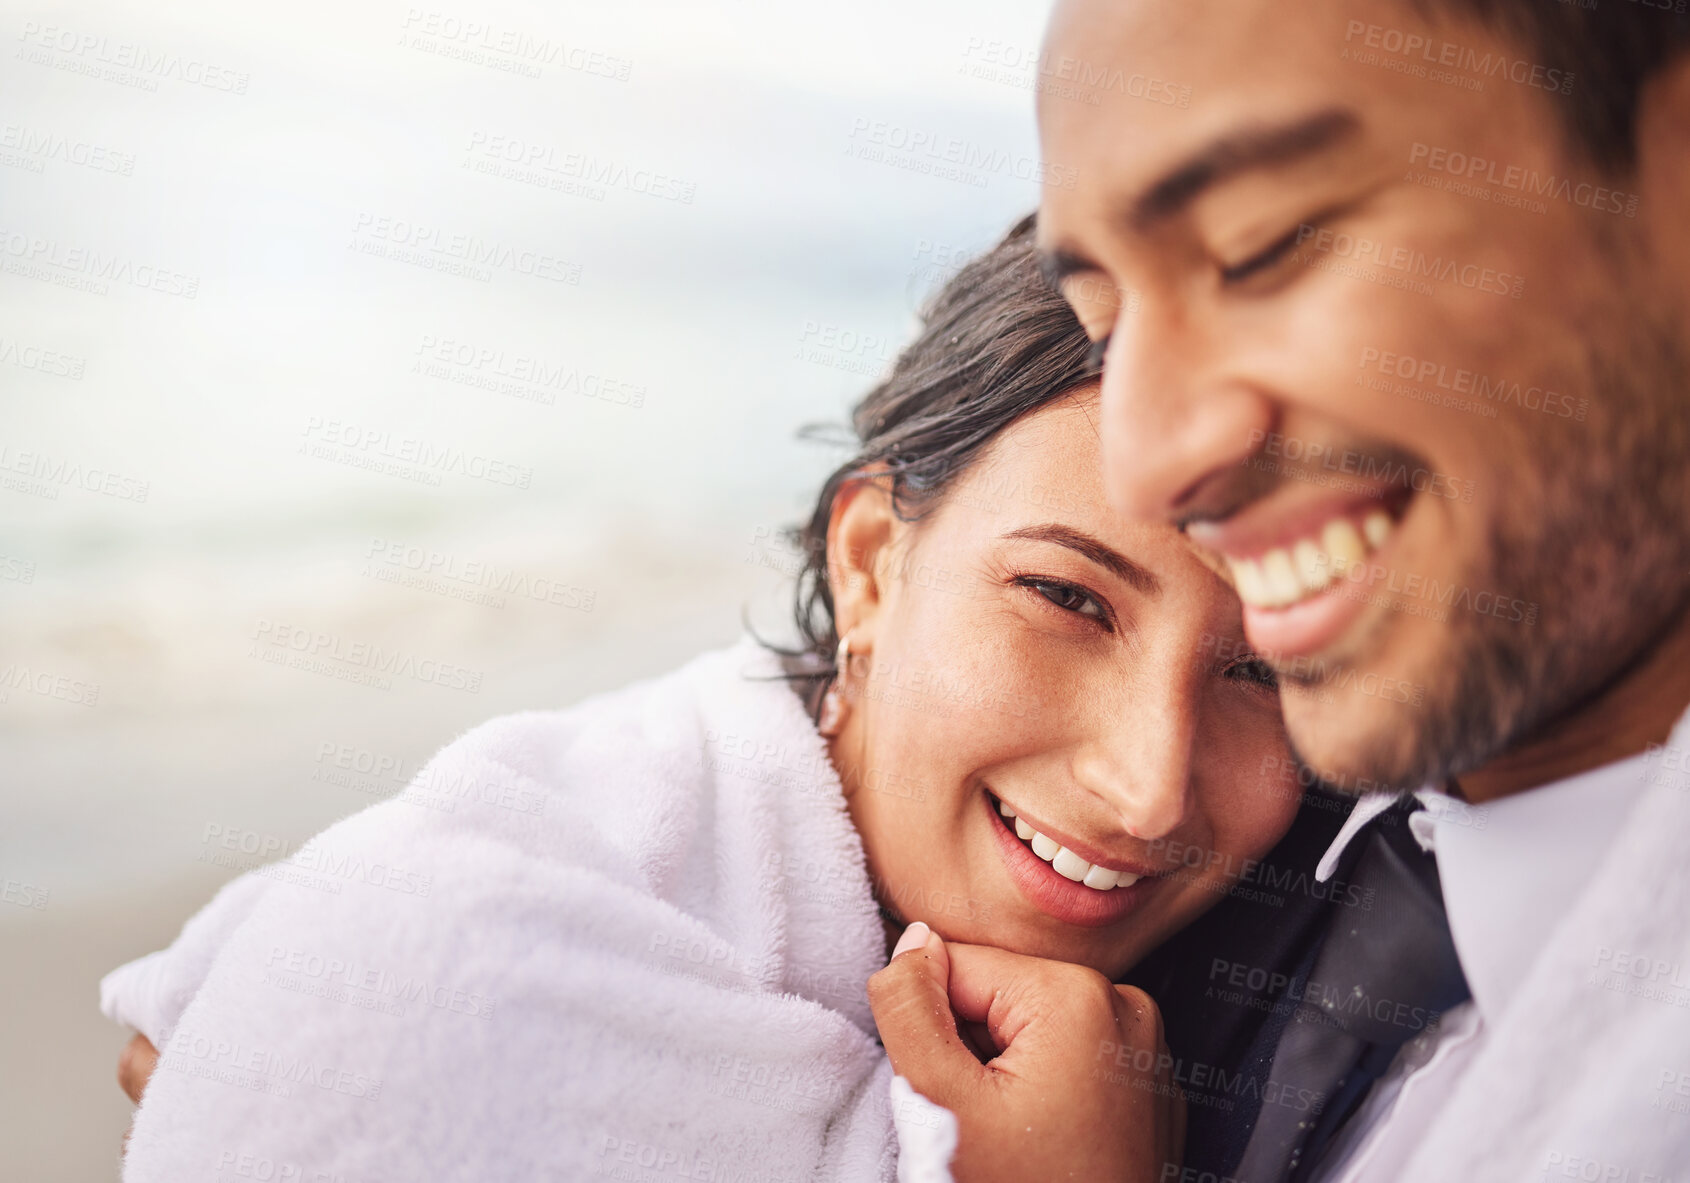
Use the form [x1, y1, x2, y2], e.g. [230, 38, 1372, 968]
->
[0, 3, 1067, 1171]
[0, 0, 1061, 877]
[0, 0, 1074, 1169]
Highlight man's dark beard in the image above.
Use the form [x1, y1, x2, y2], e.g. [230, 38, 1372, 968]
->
[1295, 308, 1690, 792]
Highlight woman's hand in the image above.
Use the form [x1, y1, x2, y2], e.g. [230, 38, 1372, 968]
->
[870, 924, 1185, 1183]
[117, 1033, 158, 1104]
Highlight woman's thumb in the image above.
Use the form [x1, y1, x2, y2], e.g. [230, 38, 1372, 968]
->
[868, 923, 977, 1110]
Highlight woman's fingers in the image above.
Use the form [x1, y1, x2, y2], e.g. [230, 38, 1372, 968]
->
[867, 923, 983, 1113]
[945, 940, 1130, 1070]
[872, 937, 1184, 1183]
[117, 1033, 158, 1104]
[1115, 983, 1186, 1178]
[1110, 983, 1167, 1066]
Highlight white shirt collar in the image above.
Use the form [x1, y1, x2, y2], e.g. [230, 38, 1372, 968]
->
[1312, 707, 1690, 1021]
[1431, 761, 1643, 1020]
[1314, 789, 1405, 883]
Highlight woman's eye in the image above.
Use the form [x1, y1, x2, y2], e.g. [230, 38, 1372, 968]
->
[1219, 226, 1304, 285]
[1021, 578, 1108, 623]
[1221, 654, 1279, 690]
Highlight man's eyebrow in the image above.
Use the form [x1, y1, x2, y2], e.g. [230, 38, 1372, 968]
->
[1129, 107, 1362, 230]
[1002, 524, 1161, 597]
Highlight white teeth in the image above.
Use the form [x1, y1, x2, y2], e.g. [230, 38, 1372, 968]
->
[998, 804, 1136, 892]
[1223, 508, 1396, 612]
[1233, 558, 1269, 606]
[1291, 539, 1332, 593]
[1082, 864, 1120, 890]
[1051, 848, 1090, 882]
[1322, 518, 1367, 574]
[1260, 548, 1302, 607]
[1363, 509, 1393, 549]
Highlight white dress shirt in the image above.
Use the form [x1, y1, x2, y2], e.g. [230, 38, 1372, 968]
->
[1308, 748, 1653, 1182]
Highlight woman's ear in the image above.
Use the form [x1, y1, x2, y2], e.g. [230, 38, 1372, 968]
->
[826, 473, 898, 651]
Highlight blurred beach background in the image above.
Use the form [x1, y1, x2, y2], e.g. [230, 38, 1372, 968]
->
[0, 0, 1064, 1175]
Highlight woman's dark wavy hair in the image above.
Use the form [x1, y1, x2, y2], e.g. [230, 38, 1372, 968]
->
[779, 212, 1097, 704]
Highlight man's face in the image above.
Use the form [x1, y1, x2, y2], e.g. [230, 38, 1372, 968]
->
[1037, 0, 1690, 791]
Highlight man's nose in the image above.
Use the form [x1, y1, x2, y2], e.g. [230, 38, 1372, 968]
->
[1098, 295, 1273, 523]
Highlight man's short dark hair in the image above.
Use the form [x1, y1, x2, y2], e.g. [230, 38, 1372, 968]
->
[1414, 0, 1690, 171]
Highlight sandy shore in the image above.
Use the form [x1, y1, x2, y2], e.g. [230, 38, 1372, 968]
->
[0, 872, 228, 1182]
[0, 530, 798, 1181]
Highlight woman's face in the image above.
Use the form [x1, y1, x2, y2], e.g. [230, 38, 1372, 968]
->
[828, 388, 1298, 980]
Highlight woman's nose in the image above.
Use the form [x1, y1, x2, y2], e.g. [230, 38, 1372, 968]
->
[1069, 679, 1198, 842]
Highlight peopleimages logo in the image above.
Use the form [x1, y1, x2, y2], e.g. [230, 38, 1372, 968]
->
[1358, 347, 1588, 421]
[413, 335, 645, 410]
[160, 1029, 382, 1101]
[199, 820, 435, 898]
[363, 537, 596, 613]
[0, 124, 136, 175]
[0, 443, 149, 502]
[462, 131, 695, 204]
[1342, 21, 1575, 95]
[263, 945, 497, 1020]
[251, 618, 486, 694]
[349, 213, 582, 286]
[1246, 429, 1476, 503]
[0, 336, 85, 379]
[299, 417, 533, 489]
[15, 21, 251, 94]
[0, 663, 100, 707]
[1295, 224, 1525, 299]
[0, 229, 200, 298]
[845, 118, 1078, 190]
[398, 9, 632, 81]
[959, 36, 1192, 109]
[1409, 143, 1639, 217]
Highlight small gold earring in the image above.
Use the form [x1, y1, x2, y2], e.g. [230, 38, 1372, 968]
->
[818, 633, 852, 737]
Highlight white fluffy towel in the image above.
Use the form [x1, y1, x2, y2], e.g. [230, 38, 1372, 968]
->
[103, 638, 957, 1182]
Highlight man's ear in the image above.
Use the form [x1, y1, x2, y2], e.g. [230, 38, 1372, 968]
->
[827, 473, 899, 652]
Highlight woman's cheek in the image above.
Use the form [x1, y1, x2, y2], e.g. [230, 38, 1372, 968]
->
[1213, 771, 1302, 868]
[1205, 698, 1301, 843]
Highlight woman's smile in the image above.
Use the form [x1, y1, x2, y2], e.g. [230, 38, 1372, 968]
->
[982, 789, 1161, 929]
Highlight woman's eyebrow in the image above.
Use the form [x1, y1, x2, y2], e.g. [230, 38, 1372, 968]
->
[1001, 524, 1162, 598]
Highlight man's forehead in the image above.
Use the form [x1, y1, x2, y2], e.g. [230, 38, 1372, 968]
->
[1047, 0, 1400, 57]
[1046, 0, 1286, 77]
[1041, 0, 1390, 136]
[1037, 0, 1431, 245]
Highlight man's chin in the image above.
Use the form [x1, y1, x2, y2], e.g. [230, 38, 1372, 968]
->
[1277, 676, 1431, 795]
[1267, 584, 1478, 792]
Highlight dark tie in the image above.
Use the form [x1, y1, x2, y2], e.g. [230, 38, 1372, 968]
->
[1232, 799, 1471, 1183]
